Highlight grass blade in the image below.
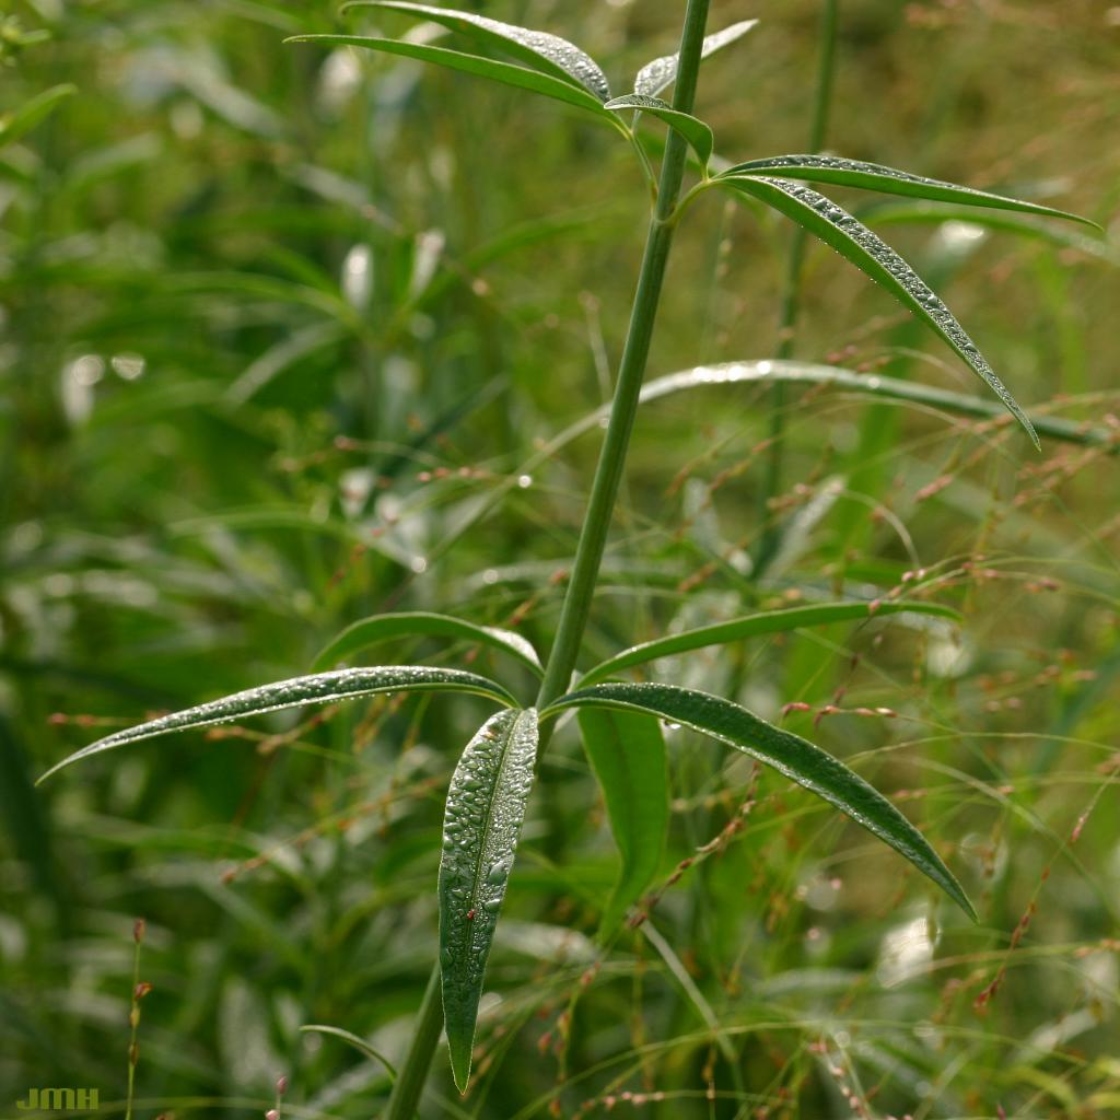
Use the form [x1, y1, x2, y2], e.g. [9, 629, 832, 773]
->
[286, 35, 611, 117]
[346, 1, 611, 101]
[439, 708, 539, 1092]
[578, 600, 961, 688]
[312, 611, 543, 676]
[720, 154, 1099, 229]
[719, 175, 1040, 448]
[605, 94, 713, 169]
[577, 707, 668, 936]
[633, 20, 758, 97]
[547, 682, 976, 919]
[38, 667, 517, 783]
[0, 84, 77, 148]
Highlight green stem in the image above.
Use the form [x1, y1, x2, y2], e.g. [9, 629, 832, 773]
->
[536, 0, 713, 711]
[754, 0, 839, 577]
[382, 960, 443, 1120]
[382, 5, 712, 1116]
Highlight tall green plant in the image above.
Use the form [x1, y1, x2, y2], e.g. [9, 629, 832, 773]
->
[40, 1, 1096, 1114]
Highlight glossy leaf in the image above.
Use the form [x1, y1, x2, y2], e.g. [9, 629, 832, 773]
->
[0, 84, 77, 148]
[632, 360, 1114, 450]
[720, 175, 1040, 448]
[579, 600, 960, 688]
[439, 708, 539, 1092]
[547, 683, 975, 919]
[634, 20, 758, 97]
[312, 611, 543, 676]
[346, 1, 611, 102]
[859, 199, 1119, 266]
[605, 94, 713, 168]
[38, 667, 516, 783]
[286, 35, 611, 118]
[577, 707, 668, 935]
[719, 154, 1099, 229]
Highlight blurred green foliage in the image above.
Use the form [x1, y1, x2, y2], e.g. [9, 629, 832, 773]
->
[2, 1, 1118, 1116]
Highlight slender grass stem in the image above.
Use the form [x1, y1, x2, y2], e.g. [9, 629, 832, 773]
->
[536, 0, 713, 712]
[754, 0, 839, 576]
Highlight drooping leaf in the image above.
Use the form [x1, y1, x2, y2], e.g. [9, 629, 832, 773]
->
[605, 94, 713, 169]
[858, 199, 1118, 266]
[298, 1025, 397, 1077]
[286, 35, 612, 118]
[547, 683, 975, 919]
[344, 1, 611, 102]
[38, 667, 517, 783]
[577, 707, 668, 936]
[719, 175, 1040, 448]
[312, 611, 543, 676]
[634, 20, 758, 98]
[439, 708, 539, 1092]
[0, 84, 77, 148]
[719, 154, 1099, 229]
[578, 600, 960, 688]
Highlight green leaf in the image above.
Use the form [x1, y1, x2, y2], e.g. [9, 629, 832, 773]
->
[578, 600, 961, 688]
[298, 1025, 397, 1077]
[720, 175, 1040, 449]
[38, 667, 517, 783]
[439, 708, 539, 1092]
[633, 20, 758, 98]
[546, 683, 976, 920]
[0, 84, 77, 149]
[578, 707, 668, 936]
[345, 1, 611, 102]
[719, 154, 1099, 229]
[313, 612, 543, 676]
[605, 94, 713, 169]
[286, 34, 611, 117]
[857, 199, 1119, 266]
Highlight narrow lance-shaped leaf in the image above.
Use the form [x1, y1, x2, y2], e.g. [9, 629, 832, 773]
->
[578, 708, 668, 936]
[605, 94, 713, 169]
[578, 600, 960, 688]
[0, 84, 77, 148]
[344, 1, 611, 101]
[439, 708, 540, 1092]
[720, 175, 1040, 448]
[312, 611, 543, 676]
[719, 154, 1100, 229]
[634, 20, 758, 97]
[38, 667, 517, 783]
[285, 35, 611, 119]
[547, 683, 976, 919]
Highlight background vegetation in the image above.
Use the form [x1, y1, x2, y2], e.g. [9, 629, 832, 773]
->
[2, 1, 1118, 1117]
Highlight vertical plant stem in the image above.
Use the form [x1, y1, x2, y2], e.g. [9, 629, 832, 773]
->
[382, 960, 443, 1120]
[754, 0, 839, 576]
[536, 0, 713, 711]
[382, 5, 712, 1117]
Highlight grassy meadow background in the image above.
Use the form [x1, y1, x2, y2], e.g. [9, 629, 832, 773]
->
[2, 1, 1119, 1116]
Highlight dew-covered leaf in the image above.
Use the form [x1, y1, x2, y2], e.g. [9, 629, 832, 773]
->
[547, 683, 975, 919]
[38, 667, 517, 783]
[439, 708, 539, 1092]
[719, 154, 1099, 229]
[312, 611, 542, 676]
[605, 94, 713, 168]
[634, 20, 758, 98]
[577, 707, 668, 936]
[719, 175, 1040, 448]
[579, 600, 960, 688]
[0, 84, 77, 149]
[286, 35, 611, 117]
[341, 1, 611, 100]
